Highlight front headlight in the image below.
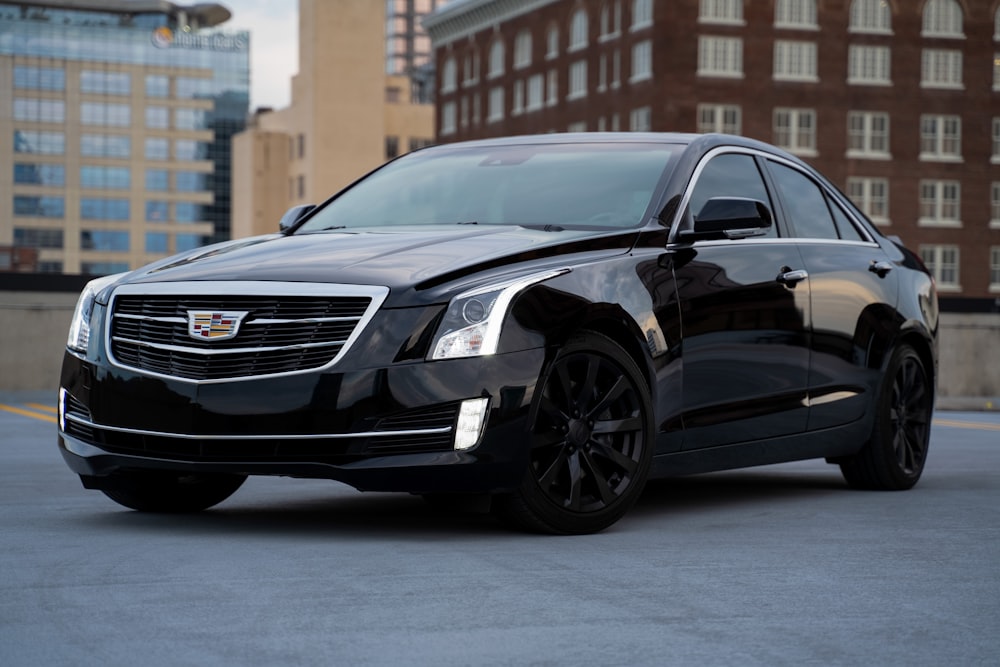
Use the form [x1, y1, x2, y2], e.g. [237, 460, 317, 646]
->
[430, 268, 568, 360]
[67, 273, 125, 353]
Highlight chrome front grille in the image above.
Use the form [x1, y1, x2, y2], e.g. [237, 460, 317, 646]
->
[106, 282, 389, 382]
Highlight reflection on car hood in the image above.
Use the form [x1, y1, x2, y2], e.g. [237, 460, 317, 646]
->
[125, 226, 637, 300]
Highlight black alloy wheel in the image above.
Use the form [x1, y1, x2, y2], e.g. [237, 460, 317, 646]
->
[497, 333, 653, 534]
[99, 470, 248, 512]
[840, 344, 933, 490]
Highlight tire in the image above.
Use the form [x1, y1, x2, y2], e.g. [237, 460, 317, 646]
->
[839, 344, 933, 490]
[496, 333, 654, 534]
[99, 470, 247, 513]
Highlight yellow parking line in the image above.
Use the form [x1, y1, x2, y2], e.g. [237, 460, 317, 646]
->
[0, 404, 57, 424]
[26, 403, 57, 414]
[933, 418, 1000, 432]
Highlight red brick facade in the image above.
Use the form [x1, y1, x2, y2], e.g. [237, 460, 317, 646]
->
[427, 0, 1000, 301]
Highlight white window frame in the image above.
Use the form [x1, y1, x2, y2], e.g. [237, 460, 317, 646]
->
[919, 180, 961, 228]
[849, 0, 891, 34]
[463, 51, 480, 86]
[511, 80, 524, 115]
[846, 177, 890, 225]
[919, 245, 961, 292]
[569, 9, 589, 52]
[568, 60, 587, 100]
[699, 0, 744, 25]
[919, 115, 962, 162]
[630, 40, 652, 83]
[487, 86, 504, 123]
[921, 49, 963, 89]
[441, 57, 457, 94]
[775, 0, 818, 30]
[993, 118, 1000, 164]
[774, 40, 818, 82]
[990, 246, 1000, 293]
[514, 30, 532, 70]
[568, 121, 587, 133]
[922, 0, 964, 39]
[526, 74, 544, 112]
[697, 103, 742, 134]
[599, 1, 622, 41]
[440, 101, 456, 136]
[846, 111, 890, 159]
[546, 26, 559, 60]
[992, 182, 1000, 229]
[630, 106, 651, 132]
[631, 0, 653, 30]
[698, 36, 743, 78]
[546, 69, 558, 107]
[773, 108, 817, 156]
[994, 53, 1000, 91]
[848, 45, 891, 85]
[488, 40, 505, 79]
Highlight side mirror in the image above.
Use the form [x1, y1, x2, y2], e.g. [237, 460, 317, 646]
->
[679, 197, 772, 242]
[278, 204, 316, 232]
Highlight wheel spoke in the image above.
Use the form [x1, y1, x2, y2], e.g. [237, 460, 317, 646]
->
[537, 394, 570, 427]
[592, 415, 642, 437]
[589, 440, 638, 476]
[581, 449, 616, 505]
[565, 451, 583, 510]
[538, 448, 569, 489]
[586, 376, 630, 421]
[576, 356, 600, 410]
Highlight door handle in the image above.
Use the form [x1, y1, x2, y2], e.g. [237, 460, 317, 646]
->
[776, 267, 808, 286]
[869, 260, 893, 278]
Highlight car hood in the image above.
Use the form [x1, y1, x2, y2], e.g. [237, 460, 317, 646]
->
[124, 226, 638, 304]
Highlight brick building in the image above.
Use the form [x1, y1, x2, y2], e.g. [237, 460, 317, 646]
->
[425, 0, 1000, 304]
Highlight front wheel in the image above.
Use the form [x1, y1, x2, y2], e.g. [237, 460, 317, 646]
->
[98, 470, 247, 513]
[839, 344, 933, 490]
[496, 333, 654, 534]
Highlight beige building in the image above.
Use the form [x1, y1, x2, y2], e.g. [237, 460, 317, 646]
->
[232, 0, 440, 239]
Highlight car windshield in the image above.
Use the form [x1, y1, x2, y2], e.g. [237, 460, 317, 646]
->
[295, 142, 680, 232]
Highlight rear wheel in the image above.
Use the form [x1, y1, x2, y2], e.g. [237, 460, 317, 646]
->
[98, 470, 247, 513]
[839, 344, 933, 490]
[497, 333, 653, 534]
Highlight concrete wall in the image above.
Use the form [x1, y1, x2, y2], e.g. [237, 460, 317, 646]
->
[2, 290, 998, 406]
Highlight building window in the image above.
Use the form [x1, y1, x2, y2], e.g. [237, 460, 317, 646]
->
[441, 57, 457, 93]
[175, 202, 204, 223]
[919, 245, 960, 290]
[920, 115, 961, 162]
[512, 80, 525, 115]
[568, 60, 588, 100]
[921, 49, 963, 89]
[994, 54, 1000, 91]
[698, 36, 743, 78]
[849, 0, 891, 34]
[80, 199, 129, 222]
[775, 0, 817, 29]
[176, 234, 204, 253]
[146, 201, 169, 222]
[80, 165, 130, 190]
[14, 131, 65, 155]
[697, 104, 741, 134]
[514, 31, 532, 69]
[630, 40, 652, 82]
[13, 195, 65, 218]
[546, 25, 559, 59]
[13, 228, 64, 249]
[14, 163, 65, 186]
[847, 177, 890, 225]
[848, 45, 891, 85]
[488, 87, 504, 122]
[631, 0, 652, 30]
[14, 65, 65, 91]
[80, 70, 130, 96]
[919, 180, 961, 227]
[385, 135, 399, 159]
[774, 41, 817, 81]
[13, 98, 66, 123]
[145, 107, 169, 129]
[80, 229, 131, 253]
[773, 108, 816, 155]
[630, 106, 652, 132]
[612, 49, 621, 88]
[992, 183, 1000, 229]
[527, 74, 544, 111]
[600, 1, 621, 40]
[144, 138, 169, 161]
[463, 51, 479, 85]
[145, 74, 169, 97]
[569, 9, 588, 52]
[546, 69, 558, 107]
[146, 232, 168, 254]
[297, 134, 305, 159]
[81, 134, 128, 158]
[847, 111, 890, 158]
[175, 140, 208, 161]
[173, 109, 207, 131]
[699, 0, 743, 25]
[993, 118, 1000, 163]
[991, 247, 1000, 292]
[175, 172, 206, 192]
[922, 0, 963, 38]
[488, 40, 505, 79]
[409, 138, 434, 152]
[81, 102, 130, 127]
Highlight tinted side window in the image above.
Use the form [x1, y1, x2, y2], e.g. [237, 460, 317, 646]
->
[767, 161, 838, 240]
[690, 153, 777, 238]
[829, 198, 865, 241]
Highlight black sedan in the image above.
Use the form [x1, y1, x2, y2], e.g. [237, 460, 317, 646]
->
[58, 133, 938, 534]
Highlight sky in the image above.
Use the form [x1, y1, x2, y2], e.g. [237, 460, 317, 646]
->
[221, 0, 300, 110]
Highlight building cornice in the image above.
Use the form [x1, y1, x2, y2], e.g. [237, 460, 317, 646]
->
[424, 0, 558, 47]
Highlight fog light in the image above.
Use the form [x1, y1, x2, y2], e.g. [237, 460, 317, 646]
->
[454, 398, 489, 450]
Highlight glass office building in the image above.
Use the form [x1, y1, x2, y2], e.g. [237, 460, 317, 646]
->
[0, 1, 249, 274]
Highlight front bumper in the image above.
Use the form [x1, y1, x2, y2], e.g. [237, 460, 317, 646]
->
[57, 347, 545, 494]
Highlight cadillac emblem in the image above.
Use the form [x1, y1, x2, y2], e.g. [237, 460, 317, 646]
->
[187, 311, 248, 341]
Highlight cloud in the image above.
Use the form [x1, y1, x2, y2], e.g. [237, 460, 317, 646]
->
[223, 0, 299, 110]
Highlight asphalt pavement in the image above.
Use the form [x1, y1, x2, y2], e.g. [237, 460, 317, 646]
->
[1, 392, 997, 666]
